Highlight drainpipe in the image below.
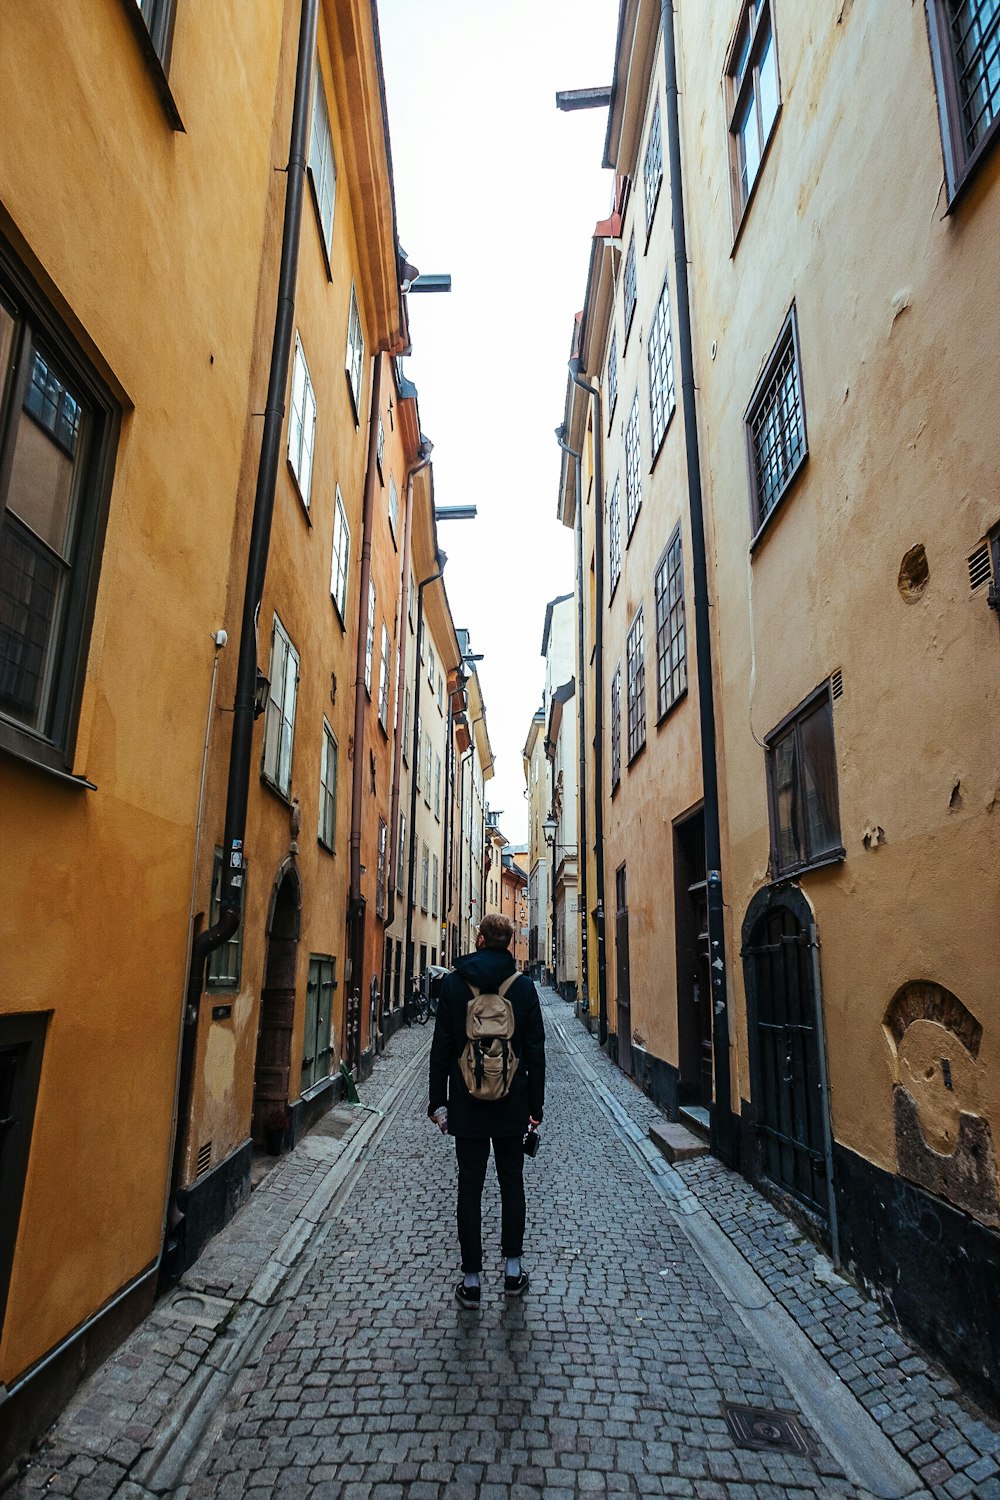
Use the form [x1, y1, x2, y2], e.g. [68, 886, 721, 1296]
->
[345, 357, 385, 1039]
[556, 426, 589, 1010]
[456, 742, 472, 957]
[440, 695, 454, 959]
[386, 442, 432, 930]
[569, 360, 608, 1046]
[403, 555, 446, 1002]
[171, 0, 319, 1232]
[661, 0, 734, 1164]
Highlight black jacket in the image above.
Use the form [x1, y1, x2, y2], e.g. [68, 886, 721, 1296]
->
[427, 949, 545, 1138]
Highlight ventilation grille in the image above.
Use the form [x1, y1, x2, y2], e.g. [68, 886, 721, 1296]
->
[831, 669, 844, 701]
[196, 1142, 213, 1178]
[969, 542, 992, 592]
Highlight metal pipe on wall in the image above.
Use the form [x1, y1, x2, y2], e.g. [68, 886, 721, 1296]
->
[556, 426, 589, 1009]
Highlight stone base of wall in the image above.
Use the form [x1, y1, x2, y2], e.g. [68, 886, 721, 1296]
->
[628, 1044, 681, 1119]
[172, 1137, 254, 1275]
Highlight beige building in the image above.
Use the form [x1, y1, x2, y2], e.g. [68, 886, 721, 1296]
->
[563, 0, 1000, 1405]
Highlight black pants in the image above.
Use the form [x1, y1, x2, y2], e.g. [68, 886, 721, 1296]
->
[455, 1135, 525, 1273]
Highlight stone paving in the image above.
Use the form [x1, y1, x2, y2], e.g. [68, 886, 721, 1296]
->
[4, 990, 998, 1499]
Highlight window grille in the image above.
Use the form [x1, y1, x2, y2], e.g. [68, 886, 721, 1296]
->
[608, 476, 622, 595]
[654, 528, 686, 718]
[648, 275, 676, 456]
[626, 609, 646, 762]
[643, 97, 663, 234]
[610, 665, 622, 790]
[624, 395, 642, 537]
[622, 234, 638, 336]
[947, 0, 1000, 159]
[607, 330, 619, 419]
[746, 307, 807, 532]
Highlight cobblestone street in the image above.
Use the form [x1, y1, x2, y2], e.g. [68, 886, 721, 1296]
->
[5, 990, 999, 1500]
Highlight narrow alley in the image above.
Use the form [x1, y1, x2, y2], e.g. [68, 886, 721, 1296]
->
[7, 992, 998, 1500]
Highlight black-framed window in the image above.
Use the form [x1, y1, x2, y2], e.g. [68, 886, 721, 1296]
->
[302, 955, 335, 1091]
[648, 276, 675, 459]
[626, 608, 646, 762]
[608, 476, 622, 596]
[318, 718, 337, 850]
[725, 0, 781, 226]
[607, 330, 619, 422]
[927, 0, 1000, 201]
[610, 665, 622, 790]
[308, 68, 337, 267]
[0, 254, 118, 776]
[654, 527, 686, 718]
[0, 1012, 48, 1338]
[622, 234, 638, 338]
[745, 305, 807, 537]
[643, 97, 663, 235]
[766, 683, 843, 878]
[207, 848, 244, 988]
[624, 394, 642, 538]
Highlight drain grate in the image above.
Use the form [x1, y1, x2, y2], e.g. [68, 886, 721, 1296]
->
[723, 1402, 813, 1456]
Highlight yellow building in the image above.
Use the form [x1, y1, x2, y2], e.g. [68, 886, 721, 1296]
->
[0, 0, 291, 1458]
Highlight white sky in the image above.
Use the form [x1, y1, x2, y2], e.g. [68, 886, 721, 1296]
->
[379, 0, 617, 845]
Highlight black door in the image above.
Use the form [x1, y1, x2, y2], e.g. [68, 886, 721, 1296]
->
[615, 864, 633, 1077]
[744, 900, 827, 1217]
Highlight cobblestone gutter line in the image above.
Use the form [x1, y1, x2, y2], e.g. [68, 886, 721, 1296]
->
[553, 999, 1000, 1500]
[1, 1025, 432, 1500]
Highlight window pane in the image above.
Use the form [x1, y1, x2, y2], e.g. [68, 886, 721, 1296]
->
[950, 0, 1000, 155]
[758, 26, 779, 138]
[738, 92, 762, 200]
[773, 729, 801, 870]
[11, 350, 83, 556]
[0, 517, 64, 729]
[799, 700, 840, 858]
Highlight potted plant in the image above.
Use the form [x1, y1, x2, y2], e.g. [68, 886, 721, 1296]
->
[264, 1107, 289, 1156]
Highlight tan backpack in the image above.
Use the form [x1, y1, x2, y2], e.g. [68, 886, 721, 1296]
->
[458, 975, 519, 1102]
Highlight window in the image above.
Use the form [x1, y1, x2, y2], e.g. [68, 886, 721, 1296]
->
[608, 476, 622, 596]
[607, 330, 619, 421]
[428, 643, 436, 687]
[626, 608, 646, 762]
[726, 0, 780, 222]
[746, 306, 807, 536]
[388, 473, 399, 538]
[408, 569, 416, 633]
[133, 0, 176, 67]
[397, 813, 406, 894]
[0, 266, 118, 772]
[624, 395, 642, 538]
[346, 284, 364, 417]
[421, 841, 430, 910]
[622, 234, 638, 337]
[376, 819, 388, 918]
[308, 71, 337, 264]
[403, 686, 412, 758]
[302, 956, 335, 1091]
[431, 854, 439, 919]
[318, 719, 338, 850]
[437, 671, 444, 712]
[206, 849, 244, 988]
[288, 335, 316, 508]
[434, 751, 442, 819]
[927, 0, 1000, 198]
[643, 97, 663, 235]
[262, 614, 299, 798]
[766, 684, 843, 877]
[364, 579, 376, 695]
[378, 623, 391, 728]
[610, 665, 622, 790]
[654, 528, 687, 719]
[330, 486, 350, 620]
[424, 732, 433, 803]
[415, 714, 422, 789]
[376, 417, 385, 480]
[0, 1013, 47, 1335]
[648, 275, 676, 458]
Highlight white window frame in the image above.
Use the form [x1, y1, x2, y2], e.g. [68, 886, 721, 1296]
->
[262, 614, 299, 798]
[288, 334, 317, 508]
[388, 472, 399, 539]
[308, 70, 337, 265]
[378, 622, 391, 728]
[364, 578, 376, 695]
[346, 283, 364, 417]
[330, 485, 350, 621]
[318, 718, 338, 849]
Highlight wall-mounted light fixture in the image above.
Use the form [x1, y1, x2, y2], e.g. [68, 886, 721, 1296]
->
[253, 668, 270, 720]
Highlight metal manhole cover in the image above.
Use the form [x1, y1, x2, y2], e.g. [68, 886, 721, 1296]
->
[723, 1403, 813, 1456]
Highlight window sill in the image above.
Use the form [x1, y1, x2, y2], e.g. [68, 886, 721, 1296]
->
[0, 720, 97, 790]
[656, 686, 688, 728]
[748, 452, 808, 557]
[730, 105, 782, 259]
[318, 837, 335, 856]
[331, 596, 347, 630]
[287, 459, 313, 525]
[649, 405, 675, 474]
[770, 847, 846, 884]
[606, 396, 618, 433]
[643, 184, 661, 253]
[307, 170, 334, 281]
[626, 740, 647, 770]
[260, 773, 294, 808]
[345, 368, 362, 428]
[625, 505, 642, 547]
[608, 577, 620, 608]
[945, 115, 1000, 214]
[117, 0, 184, 132]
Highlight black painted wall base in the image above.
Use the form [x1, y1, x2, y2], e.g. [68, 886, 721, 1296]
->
[170, 1138, 253, 1277]
[628, 1044, 681, 1120]
[288, 1073, 344, 1147]
[834, 1143, 1000, 1413]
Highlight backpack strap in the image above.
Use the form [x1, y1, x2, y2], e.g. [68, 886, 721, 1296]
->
[497, 975, 517, 999]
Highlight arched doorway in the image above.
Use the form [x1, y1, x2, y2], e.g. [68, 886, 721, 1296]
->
[252, 863, 301, 1141]
[742, 885, 832, 1224]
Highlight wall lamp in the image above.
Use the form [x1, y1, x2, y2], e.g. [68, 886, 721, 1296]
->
[253, 668, 270, 720]
[407, 274, 452, 293]
[435, 505, 478, 521]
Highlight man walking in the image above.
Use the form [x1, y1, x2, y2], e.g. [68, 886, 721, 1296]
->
[428, 913, 545, 1308]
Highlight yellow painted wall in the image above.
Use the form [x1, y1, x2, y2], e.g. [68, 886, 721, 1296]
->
[0, 0, 285, 1380]
[678, 0, 1000, 1174]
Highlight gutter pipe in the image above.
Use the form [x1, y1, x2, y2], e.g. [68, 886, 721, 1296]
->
[386, 444, 431, 930]
[402, 556, 446, 1001]
[349, 358, 385, 918]
[456, 741, 473, 957]
[440, 694, 454, 958]
[661, 0, 734, 1164]
[170, 0, 319, 1234]
[569, 360, 608, 1046]
[556, 426, 589, 1010]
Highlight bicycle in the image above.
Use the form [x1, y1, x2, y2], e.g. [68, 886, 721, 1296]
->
[405, 983, 430, 1026]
